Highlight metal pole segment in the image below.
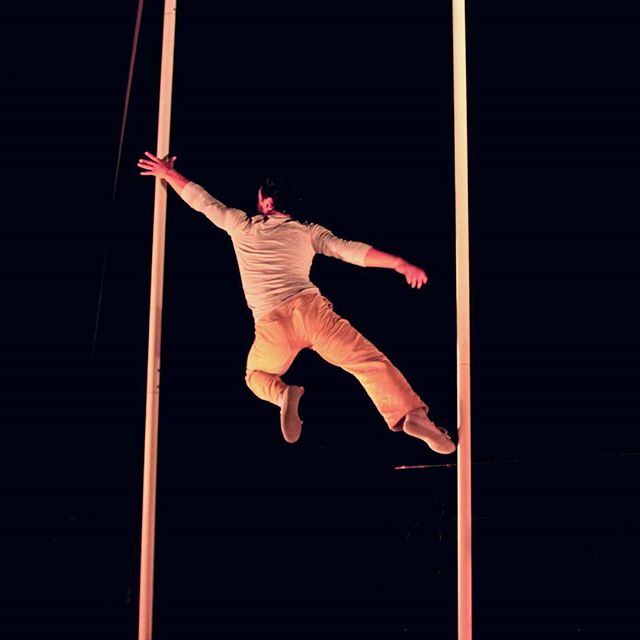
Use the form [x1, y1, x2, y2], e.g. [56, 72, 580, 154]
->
[138, 1, 177, 639]
[452, 1, 472, 639]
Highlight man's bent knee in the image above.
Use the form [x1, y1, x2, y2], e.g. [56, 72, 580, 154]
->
[245, 369, 257, 389]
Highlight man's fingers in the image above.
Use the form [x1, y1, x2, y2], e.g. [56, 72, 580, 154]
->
[401, 267, 427, 289]
[405, 271, 426, 289]
[403, 269, 428, 289]
[144, 151, 160, 160]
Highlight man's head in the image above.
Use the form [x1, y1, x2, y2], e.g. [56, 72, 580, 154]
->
[257, 173, 303, 217]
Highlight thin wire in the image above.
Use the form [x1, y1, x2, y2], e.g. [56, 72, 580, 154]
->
[394, 458, 522, 471]
[112, 0, 145, 203]
[394, 449, 640, 471]
[92, 0, 145, 360]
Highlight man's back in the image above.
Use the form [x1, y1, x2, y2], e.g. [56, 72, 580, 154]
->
[181, 181, 371, 321]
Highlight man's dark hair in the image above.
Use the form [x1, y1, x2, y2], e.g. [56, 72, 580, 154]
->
[260, 173, 304, 217]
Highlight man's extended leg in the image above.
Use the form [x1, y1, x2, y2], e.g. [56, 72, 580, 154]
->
[303, 295, 455, 453]
[303, 295, 425, 429]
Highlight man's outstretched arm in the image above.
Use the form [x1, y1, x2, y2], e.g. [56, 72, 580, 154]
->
[137, 151, 247, 234]
[363, 247, 428, 289]
[309, 223, 428, 290]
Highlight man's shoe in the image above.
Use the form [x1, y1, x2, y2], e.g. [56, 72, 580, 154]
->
[280, 385, 304, 444]
[402, 408, 456, 454]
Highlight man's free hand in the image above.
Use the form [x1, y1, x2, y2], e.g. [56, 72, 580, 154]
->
[394, 259, 428, 289]
[363, 247, 428, 289]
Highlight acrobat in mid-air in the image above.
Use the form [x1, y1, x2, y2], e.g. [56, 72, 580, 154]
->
[138, 151, 456, 454]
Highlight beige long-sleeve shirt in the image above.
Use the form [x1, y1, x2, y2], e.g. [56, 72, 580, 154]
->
[180, 182, 372, 321]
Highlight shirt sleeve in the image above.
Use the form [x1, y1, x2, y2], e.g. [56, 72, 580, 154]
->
[309, 223, 372, 267]
[179, 181, 248, 235]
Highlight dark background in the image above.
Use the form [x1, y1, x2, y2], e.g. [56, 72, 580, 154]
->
[2, 1, 639, 638]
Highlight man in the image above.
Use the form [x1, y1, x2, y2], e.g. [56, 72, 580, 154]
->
[137, 151, 455, 454]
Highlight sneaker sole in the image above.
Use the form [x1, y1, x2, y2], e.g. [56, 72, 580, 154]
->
[281, 386, 304, 444]
[403, 419, 456, 455]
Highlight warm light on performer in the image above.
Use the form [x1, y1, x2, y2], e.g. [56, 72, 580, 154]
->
[137, 152, 456, 455]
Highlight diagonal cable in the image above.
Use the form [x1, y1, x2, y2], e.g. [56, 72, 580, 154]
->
[92, 0, 145, 359]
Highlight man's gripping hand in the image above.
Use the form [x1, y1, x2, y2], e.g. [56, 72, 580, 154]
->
[137, 151, 190, 195]
[137, 151, 177, 178]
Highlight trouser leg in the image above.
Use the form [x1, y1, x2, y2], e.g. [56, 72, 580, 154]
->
[245, 369, 289, 406]
[306, 296, 427, 430]
[245, 309, 301, 407]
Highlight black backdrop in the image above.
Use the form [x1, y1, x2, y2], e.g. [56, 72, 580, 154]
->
[2, 1, 639, 638]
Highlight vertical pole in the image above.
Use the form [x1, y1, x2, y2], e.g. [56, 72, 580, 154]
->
[452, 1, 472, 639]
[138, 1, 177, 639]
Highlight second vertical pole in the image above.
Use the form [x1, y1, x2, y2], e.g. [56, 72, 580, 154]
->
[452, 1, 473, 639]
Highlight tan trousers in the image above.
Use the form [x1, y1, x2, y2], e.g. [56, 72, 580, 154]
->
[245, 292, 426, 431]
